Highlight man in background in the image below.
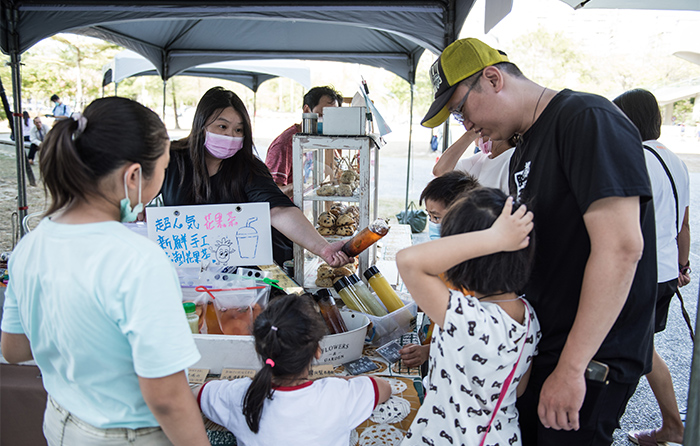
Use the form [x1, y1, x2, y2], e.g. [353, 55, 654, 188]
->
[265, 86, 343, 198]
[47, 94, 71, 121]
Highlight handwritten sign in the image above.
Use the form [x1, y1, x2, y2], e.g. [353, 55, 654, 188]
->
[147, 203, 272, 267]
[187, 368, 210, 384]
[220, 368, 257, 380]
[309, 364, 336, 379]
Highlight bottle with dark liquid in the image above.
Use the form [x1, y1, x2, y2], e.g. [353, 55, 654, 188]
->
[341, 219, 390, 257]
[314, 289, 348, 334]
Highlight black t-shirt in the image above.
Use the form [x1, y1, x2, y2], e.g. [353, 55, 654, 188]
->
[508, 89, 656, 383]
[161, 149, 296, 266]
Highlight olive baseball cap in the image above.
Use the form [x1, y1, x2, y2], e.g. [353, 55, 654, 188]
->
[421, 38, 509, 128]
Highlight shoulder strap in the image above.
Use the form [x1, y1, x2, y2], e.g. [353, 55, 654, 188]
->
[643, 144, 679, 233]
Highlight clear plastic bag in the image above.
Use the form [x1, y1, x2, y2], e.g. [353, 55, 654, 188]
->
[195, 282, 270, 336]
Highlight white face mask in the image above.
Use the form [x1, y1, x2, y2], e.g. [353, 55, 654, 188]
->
[120, 168, 143, 223]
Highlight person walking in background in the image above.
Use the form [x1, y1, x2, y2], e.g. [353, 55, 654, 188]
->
[265, 86, 343, 198]
[47, 94, 71, 121]
[21, 111, 32, 142]
[28, 116, 45, 165]
[421, 37, 656, 445]
[614, 88, 690, 446]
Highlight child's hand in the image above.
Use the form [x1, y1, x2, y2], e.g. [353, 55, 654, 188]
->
[491, 197, 534, 252]
[399, 344, 430, 368]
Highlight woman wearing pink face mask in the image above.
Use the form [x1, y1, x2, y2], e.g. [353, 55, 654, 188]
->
[161, 87, 350, 267]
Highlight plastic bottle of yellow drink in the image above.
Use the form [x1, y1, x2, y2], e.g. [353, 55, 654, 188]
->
[347, 274, 387, 316]
[333, 277, 371, 314]
[364, 266, 404, 313]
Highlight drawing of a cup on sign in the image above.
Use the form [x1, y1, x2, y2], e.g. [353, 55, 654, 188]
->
[236, 217, 259, 259]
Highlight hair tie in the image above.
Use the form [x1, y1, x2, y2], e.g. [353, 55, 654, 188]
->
[265, 358, 275, 368]
[270, 325, 278, 332]
[71, 112, 87, 137]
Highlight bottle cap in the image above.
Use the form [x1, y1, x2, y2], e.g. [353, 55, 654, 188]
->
[347, 274, 361, 284]
[302, 113, 318, 119]
[314, 289, 333, 302]
[333, 277, 350, 292]
[363, 265, 380, 281]
[183, 302, 197, 314]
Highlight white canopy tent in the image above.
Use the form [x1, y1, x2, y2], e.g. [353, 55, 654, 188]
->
[101, 50, 312, 119]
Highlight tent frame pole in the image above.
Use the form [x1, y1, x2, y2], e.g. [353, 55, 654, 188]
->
[8, 6, 28, 238]
[404, 81, 414, 213]
[685, 290, 700, 444]
[162, 80, 167, 122]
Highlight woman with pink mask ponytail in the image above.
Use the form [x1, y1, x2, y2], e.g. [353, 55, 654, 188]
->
[161, 87, 350, 268]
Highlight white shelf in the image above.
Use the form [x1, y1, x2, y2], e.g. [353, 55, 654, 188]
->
[305, 190, 360, 202]
[292, 135, 379, 287]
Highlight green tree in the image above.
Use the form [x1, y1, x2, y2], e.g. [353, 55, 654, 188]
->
[507, 26, 593, 90]
[384, 53, 435, 121]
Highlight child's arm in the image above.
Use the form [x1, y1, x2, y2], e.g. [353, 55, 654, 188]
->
[399, 344, 430, 368]
[396, 197, 533, 327]
[370, 376, 392, 404]
[432, 129, 478, 176]
[336, 376, 391, 405]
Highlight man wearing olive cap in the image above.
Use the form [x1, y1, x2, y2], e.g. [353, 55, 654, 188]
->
[421, 38, 656, 446]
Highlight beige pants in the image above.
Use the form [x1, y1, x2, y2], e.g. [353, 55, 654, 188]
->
[43, 395, 173, 446]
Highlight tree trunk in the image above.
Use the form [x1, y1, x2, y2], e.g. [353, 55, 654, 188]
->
[76, 46, 82, 111]
[171, 78, 180, 129]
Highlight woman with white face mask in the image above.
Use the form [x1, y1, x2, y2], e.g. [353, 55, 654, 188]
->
[1, 97, 210, 446]
[161, 87, 350, 267]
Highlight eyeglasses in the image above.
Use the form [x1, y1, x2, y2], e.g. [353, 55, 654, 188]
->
[450, 75, 481, 124]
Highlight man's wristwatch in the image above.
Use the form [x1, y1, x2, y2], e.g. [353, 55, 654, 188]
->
[680, 261, 691, 275]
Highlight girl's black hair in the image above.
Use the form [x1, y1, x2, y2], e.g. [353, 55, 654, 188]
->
[170, 86, 271, 204]
[612, 88, 662, 141]
[39, 97, 168, 216]
[419, 171, 480, 208]
[441, 188, 535, 295]
[242, 294, 327, 433]
[22, 111, 30, 127]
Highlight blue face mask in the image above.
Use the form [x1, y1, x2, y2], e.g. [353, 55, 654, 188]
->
[428, 221, 441, 240]
[120, 168, 143, 223]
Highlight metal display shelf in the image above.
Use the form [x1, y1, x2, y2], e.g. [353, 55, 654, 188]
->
[292, 134, 379, 287]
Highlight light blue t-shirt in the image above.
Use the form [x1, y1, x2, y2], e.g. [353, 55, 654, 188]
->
[1, 218, 201, 429]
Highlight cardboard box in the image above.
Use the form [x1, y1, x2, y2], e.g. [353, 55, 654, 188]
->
[322, 106, 367, 135]
[190, 312, 369, 374]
